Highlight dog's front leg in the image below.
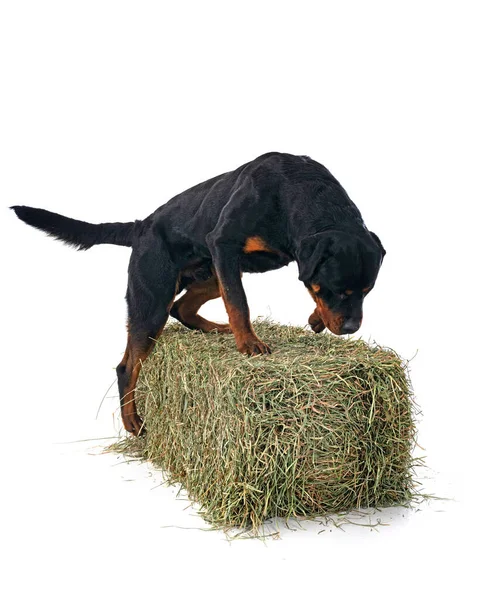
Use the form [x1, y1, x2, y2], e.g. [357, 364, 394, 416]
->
[207, 239, 271, 356]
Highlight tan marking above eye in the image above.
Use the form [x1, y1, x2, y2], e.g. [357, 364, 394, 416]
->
[363, 287, 370, 293]
[345, 289, 353, 295]
[311, 283, 321, 293]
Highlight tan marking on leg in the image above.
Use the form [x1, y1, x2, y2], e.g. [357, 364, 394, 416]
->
[120, 300, 174, 436]
[217, 280, 271, 356]
[171, 276, 231, 333]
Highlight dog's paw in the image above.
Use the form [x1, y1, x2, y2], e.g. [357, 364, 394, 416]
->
[238, 337, 272, 356]
[308, 310, 326, 333]
[122, 411, 146, 437]
[208, 322, 232, 334]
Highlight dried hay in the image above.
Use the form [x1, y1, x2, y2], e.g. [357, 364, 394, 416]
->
[109, 320, 421, 531]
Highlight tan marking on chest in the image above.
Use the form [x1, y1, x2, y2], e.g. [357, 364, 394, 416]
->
[243, 236, 271, 253]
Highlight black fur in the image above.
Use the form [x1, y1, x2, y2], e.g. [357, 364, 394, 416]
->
[11, 152, 385, 435]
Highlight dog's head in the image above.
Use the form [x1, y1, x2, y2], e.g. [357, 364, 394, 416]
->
[297, 229, 385, 335]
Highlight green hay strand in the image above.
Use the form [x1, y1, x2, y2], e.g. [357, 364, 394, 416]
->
[109, 320, 421, 530]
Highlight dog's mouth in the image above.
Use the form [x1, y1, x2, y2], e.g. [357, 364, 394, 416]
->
[315, 303, 343, 335]
[317, 304, 361, 336]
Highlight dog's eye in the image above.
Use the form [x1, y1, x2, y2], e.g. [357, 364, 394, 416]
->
[337, 292, 347, 300]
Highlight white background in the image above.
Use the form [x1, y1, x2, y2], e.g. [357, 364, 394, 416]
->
[1, 1, 501, 598]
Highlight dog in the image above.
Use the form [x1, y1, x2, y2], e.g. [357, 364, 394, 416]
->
[11, 152, 385, 435]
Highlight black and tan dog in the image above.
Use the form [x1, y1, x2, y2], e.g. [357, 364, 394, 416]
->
[12, 152, 385, 435]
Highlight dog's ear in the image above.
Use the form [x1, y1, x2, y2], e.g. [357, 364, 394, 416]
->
[369, 231, 386, 260]
[297, 232, 333, 282]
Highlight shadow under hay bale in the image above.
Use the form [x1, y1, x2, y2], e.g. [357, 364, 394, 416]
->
[110, 321, 420, 530]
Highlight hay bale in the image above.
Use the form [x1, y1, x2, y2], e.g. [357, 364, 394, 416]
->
[112, 321, 418, 530]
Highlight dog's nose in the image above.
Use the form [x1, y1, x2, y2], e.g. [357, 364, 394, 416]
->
[341, 319, 360, 334]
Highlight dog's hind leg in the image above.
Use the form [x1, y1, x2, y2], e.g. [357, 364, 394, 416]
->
[116, 244, 178, 436]
[170, 275, 231, 333]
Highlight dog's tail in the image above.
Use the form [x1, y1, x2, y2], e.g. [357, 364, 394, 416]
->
[10, 206, 137, 250]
